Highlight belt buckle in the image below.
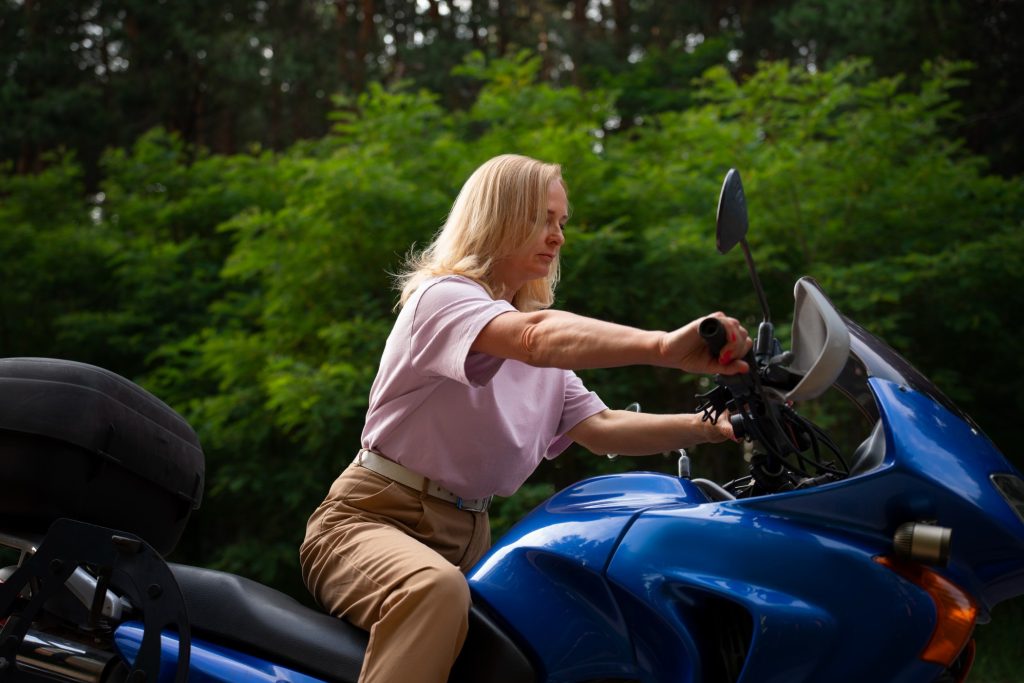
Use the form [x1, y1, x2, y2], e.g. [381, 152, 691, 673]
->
[456, 496, 491, 513]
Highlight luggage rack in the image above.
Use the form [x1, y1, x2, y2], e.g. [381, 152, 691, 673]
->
[0, 518, 191, 683]
[0, 530, 131, 622]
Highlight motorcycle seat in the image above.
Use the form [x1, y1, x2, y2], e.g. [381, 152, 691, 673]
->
[168, 563, 537, 682]
[170, 563, 367, 681]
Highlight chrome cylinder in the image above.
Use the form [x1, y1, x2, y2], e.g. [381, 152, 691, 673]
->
[893, 522, 952, 566]
[15, 628, 116, 683]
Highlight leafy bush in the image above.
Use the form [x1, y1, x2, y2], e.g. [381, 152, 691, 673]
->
[2, 55, 1021, 598]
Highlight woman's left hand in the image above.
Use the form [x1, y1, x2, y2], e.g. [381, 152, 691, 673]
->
[703, 409, 740, 443]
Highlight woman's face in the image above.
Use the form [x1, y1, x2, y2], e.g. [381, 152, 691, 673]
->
[492, 179, 568, 298]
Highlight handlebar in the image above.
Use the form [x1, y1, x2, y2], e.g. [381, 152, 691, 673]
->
[694, 316, 849, 497]
[699, 317, 728, 362]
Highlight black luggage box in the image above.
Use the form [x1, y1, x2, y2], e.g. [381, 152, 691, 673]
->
[0, 358, 204, 555]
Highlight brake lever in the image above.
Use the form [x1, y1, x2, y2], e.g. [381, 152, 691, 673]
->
[695, 385, 730, 424]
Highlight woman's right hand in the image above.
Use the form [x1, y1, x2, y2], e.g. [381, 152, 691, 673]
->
[660, 312, 752, 376]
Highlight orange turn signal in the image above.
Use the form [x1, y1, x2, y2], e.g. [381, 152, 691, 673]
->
[875, 556, 977, 667]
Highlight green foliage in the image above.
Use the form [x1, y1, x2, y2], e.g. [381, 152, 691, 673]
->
[5, 0, 1019, 192]
[0, 153, 113, 358]
[772, 0, 925, 69]
[973, 596, 1024, 682]
[587, 38, 735, 124]
[3, 56, 1022, 617]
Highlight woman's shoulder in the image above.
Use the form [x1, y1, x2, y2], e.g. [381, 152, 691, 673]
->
[409, 274, 512, 323]
[418, 274, 491, 301]
[404, 274, 512, 339]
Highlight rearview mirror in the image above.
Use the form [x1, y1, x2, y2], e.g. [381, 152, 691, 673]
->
[715, 168, 748, 255]
[713, 167, 774, 355]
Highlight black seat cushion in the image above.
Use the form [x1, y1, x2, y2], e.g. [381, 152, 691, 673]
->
[170, 563, 538, 683]
[170, 563, 367, 681]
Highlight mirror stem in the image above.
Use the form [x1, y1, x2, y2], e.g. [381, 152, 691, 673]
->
[740, 240, 771, 323]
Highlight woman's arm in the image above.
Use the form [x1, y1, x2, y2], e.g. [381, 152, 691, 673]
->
[471, 309, 752, 375]
[567, 408, 735, 456]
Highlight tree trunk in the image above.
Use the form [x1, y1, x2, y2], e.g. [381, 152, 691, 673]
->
[496, 0, 509, 54]
[611, 0, 631, 59]
[334, 0, 354, 91]
[570, 0, 587, 86]
[354, 0, 376, 91]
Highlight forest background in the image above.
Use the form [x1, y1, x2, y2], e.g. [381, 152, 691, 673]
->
[2, 0, 1022, 678]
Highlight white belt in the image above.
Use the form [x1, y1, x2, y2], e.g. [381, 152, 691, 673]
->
[354, 449, 492, 513]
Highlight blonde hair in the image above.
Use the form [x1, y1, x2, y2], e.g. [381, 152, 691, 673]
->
[396, 154, 565, 312]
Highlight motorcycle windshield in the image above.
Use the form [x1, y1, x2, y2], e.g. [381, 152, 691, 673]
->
[798, 278, 979, 433]
[843, 315, 979, 431]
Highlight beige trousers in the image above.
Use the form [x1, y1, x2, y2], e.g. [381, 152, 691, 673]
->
[299, 463, 491, 683]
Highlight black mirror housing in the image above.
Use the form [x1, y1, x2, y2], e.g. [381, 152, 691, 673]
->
[716, 168, 749, 254]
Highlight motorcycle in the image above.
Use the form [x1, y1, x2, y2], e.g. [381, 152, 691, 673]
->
[2, 169, 1023, 683]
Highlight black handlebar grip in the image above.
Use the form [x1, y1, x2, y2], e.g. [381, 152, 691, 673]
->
[699, 317, 728, 361]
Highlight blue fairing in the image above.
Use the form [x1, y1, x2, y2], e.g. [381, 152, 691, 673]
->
[745, 379, 1024, 615]
[113, 622, 328, 683]
[468, 378, 1024, 683]
[467, 472, 708, 681]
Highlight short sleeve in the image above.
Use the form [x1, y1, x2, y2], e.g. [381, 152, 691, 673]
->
[409, 277, 517, 387]
[546, 371, 608, 458]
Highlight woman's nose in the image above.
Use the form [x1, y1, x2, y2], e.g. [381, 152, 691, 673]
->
[548, 226, 565, 245]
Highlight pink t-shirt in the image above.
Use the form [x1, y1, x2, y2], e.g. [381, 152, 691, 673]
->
[361, 275, 607, 499]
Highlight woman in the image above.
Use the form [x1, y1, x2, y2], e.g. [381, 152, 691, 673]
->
[299, 154, 752, 683]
